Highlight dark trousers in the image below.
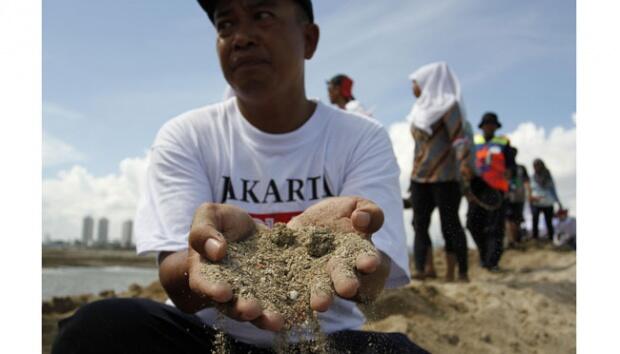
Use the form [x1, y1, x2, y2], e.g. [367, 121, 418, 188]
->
[466, 200, 506, 269]
[531, 205, 554, 239]
[411, 181, 468, 275]
[52, 298, 429, 354]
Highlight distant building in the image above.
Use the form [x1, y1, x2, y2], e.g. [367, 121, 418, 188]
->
[82, 216, 94, 246]
[121, 220, 133, 248]
[97, 218, 109, 246]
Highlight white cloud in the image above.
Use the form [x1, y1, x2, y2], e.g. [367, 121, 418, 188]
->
[42, 131, 86, 168]
[42, 154, 149, 241]
[43, 115, 575, 246]
[389, 115, 577, 248]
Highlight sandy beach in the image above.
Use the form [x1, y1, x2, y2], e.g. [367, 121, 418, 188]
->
[42, 242, 575, 353]
[362, 242, 576, 353]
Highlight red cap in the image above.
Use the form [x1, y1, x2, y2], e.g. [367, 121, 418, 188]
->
[328, 74, 354, 100]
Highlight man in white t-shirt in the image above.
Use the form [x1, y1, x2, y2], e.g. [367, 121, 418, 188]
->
[327, 74, 373, 117]
[52, 1, 426, 353]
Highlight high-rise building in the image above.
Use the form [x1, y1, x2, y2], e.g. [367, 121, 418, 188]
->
[97, 218, 109, 246]
[121, 220, 133, 248]
[82, 216, 94, 246]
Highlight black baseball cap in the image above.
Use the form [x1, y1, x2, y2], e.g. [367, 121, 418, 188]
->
[478, 112, 502, 129]
[197, 0, 314, 23]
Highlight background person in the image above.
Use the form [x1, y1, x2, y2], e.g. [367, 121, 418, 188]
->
[406, 62, 472, 282]
[505, 147, 531, 248]
[553, 208, 576, 250]
[326, 74, 373, 117]
[467, 112, 515, 272]
[530, 158, 563, 240]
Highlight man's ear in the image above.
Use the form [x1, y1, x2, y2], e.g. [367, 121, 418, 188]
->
[304, 24, 320, 59]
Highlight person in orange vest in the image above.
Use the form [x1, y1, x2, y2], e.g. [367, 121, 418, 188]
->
[466, 112, 515, 272]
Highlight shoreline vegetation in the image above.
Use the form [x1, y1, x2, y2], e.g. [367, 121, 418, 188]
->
[42, 242, 575, 354]
[42, 248, 157, 268]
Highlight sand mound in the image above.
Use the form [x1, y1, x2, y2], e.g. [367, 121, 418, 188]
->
[361, 242, 576, 354]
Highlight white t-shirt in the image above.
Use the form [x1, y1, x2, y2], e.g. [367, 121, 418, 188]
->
[134, 98, 409, 347]
[345, 100, 373, 118]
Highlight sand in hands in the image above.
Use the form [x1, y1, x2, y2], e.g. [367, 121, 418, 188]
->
[201, 223, 376, 351]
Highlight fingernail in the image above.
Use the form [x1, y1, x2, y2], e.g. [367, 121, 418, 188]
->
[356, 211, 370, 228]
[206, 238, 222, 251]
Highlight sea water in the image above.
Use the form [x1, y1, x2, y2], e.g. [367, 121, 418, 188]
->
[42, 266, 158, 300]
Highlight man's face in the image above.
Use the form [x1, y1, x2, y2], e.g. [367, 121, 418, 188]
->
[213, 0, 318, 100]
[327, 83, 340, 104]
[482, 123, 498, 137]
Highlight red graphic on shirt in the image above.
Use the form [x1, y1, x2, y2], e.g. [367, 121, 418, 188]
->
[249, 211, 303, 228]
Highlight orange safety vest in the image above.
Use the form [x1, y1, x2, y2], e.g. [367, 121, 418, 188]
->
[474, 134, 509, 192]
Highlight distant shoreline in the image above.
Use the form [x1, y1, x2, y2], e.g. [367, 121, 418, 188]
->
[42, 248, 157, 268]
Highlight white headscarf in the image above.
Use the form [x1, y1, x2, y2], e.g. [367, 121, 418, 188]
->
[406, 62, 465, 135]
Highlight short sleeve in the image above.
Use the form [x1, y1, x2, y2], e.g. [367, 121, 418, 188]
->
[134, 123, 213, 255]
[339, 125, 411, 288]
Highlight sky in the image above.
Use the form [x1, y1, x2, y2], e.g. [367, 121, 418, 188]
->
[42, 0, 576, 242]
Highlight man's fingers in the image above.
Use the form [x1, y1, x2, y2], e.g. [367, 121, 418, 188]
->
[188, 272, 233, 303]
[355, 253, 380, 274]
[187, 252, 233, 303]
[351, 199, 384, 235]
[288, 196, 385, 237]
[310, 279, 335, 312]
[189, 204, 228, 261]
[188, 227, 227, 262]
[204, 237, 227, 261]
[310, 293, 332, 313]
[217, 297, 263, 322]
[189, 203, 257, 262]
[328, 258, 359, 299]
[251, 311, 285, 332]
[204, 282, 234, 303]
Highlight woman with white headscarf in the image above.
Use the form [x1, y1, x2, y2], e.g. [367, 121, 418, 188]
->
[405, 62, 474, 282]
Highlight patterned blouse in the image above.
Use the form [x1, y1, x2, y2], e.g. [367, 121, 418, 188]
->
[411, 103, 471, 183]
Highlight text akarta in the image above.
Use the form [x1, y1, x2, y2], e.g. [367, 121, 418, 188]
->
[220, 175, 334, 204]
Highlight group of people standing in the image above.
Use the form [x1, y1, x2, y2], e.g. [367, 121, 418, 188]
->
[326, 62, 567, 282]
